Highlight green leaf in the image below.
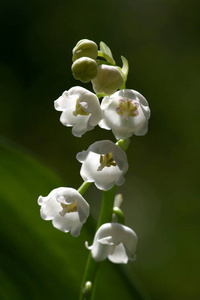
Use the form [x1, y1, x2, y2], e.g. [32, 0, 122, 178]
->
[0, 138, 147, 300]
[99, 41, 116, 65]
[100, 41, 114, 60]
[121, 55, 129, 80]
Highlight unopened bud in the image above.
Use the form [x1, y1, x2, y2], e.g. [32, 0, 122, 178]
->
[92, 65, 124, 95]
[71, 57, 98, 83]
[72, 39, 98, 62]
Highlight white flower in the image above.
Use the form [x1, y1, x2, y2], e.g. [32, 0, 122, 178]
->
[38, 187, 89, 237]
[99, 89, 151, 139]
[76, 140, 128, 191]
[54, 86, 101, 137]
[86, 223, 137, 264]
[91, 65, 124, 95]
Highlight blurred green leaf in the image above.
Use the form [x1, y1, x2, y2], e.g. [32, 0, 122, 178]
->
[0, 138, 146, 300]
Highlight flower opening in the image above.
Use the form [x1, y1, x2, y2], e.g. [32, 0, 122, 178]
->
[97, 152, 117, 171]
[116, 98, 139, 120]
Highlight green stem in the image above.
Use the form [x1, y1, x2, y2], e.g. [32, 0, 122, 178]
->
[116, 138, 130, 151]
[97, 50, 116, 65]
[120, 79, 126, 90]
[96, 59, 113, 66]
[79, 185, 116, 300]
[97, 185, 116, 229]
[78, 182, 92, 195]
[113, 207, 125, 225]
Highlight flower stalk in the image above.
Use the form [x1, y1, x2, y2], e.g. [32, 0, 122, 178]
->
[78, 182, 92, 195]
[79, 185, 116, 300]
[37, 38, 152, 300]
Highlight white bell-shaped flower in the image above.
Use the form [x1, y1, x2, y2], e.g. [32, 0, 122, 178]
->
[38, 187, 89, 237]
[76, 140, 128, 191]
[86, 223, 137, 264]
[54, 86, 101, 137]
[99, 89, 151, 139]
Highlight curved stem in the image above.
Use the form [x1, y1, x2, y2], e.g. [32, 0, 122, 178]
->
[97, 51, 116, 65]
[113, 207, 125, 225]
[116, 138, 130, 152]
[96, 59, 113, 66]
[78, 182, 92, 195]
[120, 80, 126, 90]
[79, 185, 116, 300]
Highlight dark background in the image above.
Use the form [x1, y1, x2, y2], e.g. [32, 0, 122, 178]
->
[1, 0, 200, 299]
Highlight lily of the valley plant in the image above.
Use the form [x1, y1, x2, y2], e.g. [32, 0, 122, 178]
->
[37, 39, 151, 300]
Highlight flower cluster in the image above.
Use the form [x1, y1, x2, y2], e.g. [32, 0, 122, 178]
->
[38, 39, 151, 265]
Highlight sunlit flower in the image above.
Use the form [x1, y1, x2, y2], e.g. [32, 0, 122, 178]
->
[86, 223, 137, 264]
[38, 187, 89, 237]
[99, 89, 151, 139]
[76, 140, 128, 191]
[91, 65, 124, 95]
[54, 86, 101, 137]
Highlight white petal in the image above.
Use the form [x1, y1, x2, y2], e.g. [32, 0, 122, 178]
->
[52, 212, 80, 235]
[71, 116, 90, 137]
[97, 236, 113, 245]
[91, 243, 110, 261]
[100, 96, 112, 110]
[38, 188, 65, 220]
[133, 119, 149, 136]
[108, 243, 128, 264]
[59, 106, 79, 125]
[98, 118, 111, 130]
[39, 200, 59, 220]
[76, 198, 90, 223]
[54, 91, 73, 111]
[85, 241, 93, 250]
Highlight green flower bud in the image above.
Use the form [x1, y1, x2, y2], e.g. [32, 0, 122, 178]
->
[72, 39, 98, 62]
[92, 65, 124, 95]
[71, 57, 98, 83]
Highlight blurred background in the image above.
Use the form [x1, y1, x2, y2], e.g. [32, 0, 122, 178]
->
[1, 0, 200, 299]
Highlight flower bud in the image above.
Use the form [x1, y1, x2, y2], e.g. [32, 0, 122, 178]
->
[92, 65, 124, 95]
[72, 57, 98, 83]
[72, 39, 98, 62]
